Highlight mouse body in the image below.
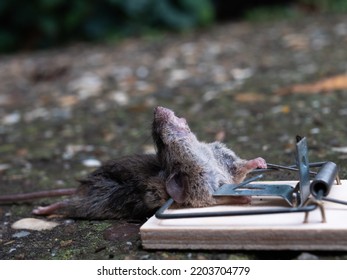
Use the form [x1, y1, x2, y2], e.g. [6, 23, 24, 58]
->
[2, 106, 266, 220]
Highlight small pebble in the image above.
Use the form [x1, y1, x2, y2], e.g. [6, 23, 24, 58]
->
[169, 69, 190, 82]
[230, 68, 253, 80]
[82, 159, 102, 167]
[12, 231, 31, 238]
[2, 112, 21, 125]
[332, 147, 347, 154]
[69, 72, 103, 99]
[142, 145, 156, 154]
[12, 218, 59, 231]
[136, 66, 149, 79]
[140, 254, 150, 260]
[8, 248, 17, 253]
[0, 164, 10, 172]
[297, 252, 319, 260]
[310, 127, 320, 134]
[50, 248, 58, 257]
[111, 91, 129, 106]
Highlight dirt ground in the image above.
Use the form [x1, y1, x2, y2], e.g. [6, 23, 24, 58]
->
[1, 13, 347, 260]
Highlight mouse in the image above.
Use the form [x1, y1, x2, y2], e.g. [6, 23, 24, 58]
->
[152, 106, 267, 208]
[0, 106, 266, 220]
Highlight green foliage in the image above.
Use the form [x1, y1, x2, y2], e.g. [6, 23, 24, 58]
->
[245, 5, 301, 22]
[0, 0, 214, 52]
[245, 0, 347, 23]
[299, 0, 347, 12]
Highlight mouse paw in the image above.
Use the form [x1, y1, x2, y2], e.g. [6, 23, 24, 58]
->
[32, 206, 52, 215]
[32, 201, 66, 215]
[245, 157, 267, 170]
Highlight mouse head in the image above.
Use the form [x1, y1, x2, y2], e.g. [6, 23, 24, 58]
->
[152, 106, 249, 207]
[152, 106, 196, 165]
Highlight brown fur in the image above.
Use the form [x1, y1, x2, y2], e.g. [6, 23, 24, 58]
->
[30, 106, 266, 220]
[152, 106, 266, 208]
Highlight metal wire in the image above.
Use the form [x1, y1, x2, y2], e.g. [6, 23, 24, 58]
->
[155, 198, 318, 220]
[322, 197, 347, 206]
[253, 163, 318, 175]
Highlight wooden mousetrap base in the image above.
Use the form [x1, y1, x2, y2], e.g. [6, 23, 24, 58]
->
[140, 180, 347, 251]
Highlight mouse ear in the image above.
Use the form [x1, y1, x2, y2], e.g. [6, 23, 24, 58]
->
[165, 173, 188, 203]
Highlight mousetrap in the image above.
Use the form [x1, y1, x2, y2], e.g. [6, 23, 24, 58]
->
[140, 137, 347, 250]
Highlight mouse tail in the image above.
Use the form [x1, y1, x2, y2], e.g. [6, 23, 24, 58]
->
[0, 188, 76, 204]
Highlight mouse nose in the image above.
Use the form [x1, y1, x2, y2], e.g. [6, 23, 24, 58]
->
[154, 106, 174, 118]
[154, 106, 167, 113]
[154, 106, 163, 115]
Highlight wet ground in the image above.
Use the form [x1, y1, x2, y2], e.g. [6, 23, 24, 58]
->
[1, 14, 347, 260]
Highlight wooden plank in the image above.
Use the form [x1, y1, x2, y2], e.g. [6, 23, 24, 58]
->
[140, 180, 347, 250]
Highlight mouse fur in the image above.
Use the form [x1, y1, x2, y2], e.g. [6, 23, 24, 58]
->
[32, 106, 266, 220]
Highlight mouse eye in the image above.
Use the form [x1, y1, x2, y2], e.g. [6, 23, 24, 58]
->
[224, 157, 237, 173]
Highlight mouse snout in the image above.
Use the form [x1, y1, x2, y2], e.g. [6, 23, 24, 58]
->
[154, 106, 174, 121]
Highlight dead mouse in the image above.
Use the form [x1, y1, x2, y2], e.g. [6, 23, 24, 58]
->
[0, 106, 266, 220]
[152, 106, 266, 208]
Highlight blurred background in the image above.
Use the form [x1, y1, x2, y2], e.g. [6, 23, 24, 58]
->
[1, 0, 347, 260]
[1, 0, 347, 52]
